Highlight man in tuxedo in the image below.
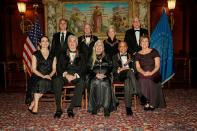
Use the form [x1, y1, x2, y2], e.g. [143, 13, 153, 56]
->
[78, 23, 98, 62]
[124, 17, 148, 55]
[52, 35, 85, 118]
[112, 41, 139, 116]
[51, 18, 74, 58]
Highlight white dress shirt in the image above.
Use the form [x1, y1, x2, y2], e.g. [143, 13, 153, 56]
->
[69, 52, 76, 63]
[135, 30, 140, 45]
[85, 37, 91, 45]
[120, 55, 129, 68]
[60, 31, 67, 41]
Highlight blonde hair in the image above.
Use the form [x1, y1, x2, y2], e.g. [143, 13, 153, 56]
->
[107, 25, 116, 34]
[91, 40, 105, 69]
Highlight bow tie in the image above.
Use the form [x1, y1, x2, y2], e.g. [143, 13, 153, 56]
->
[120, 54, 127, 57]
[85, 35, 91, 37]
[69, 50, 77, 53]
[134, 29, 140, 32]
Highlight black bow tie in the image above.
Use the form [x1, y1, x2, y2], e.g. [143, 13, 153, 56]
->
[85, 35, 91, 37]
[120, 54, 127, 57]
[69, 50, 77, 53]
[134, 30, 140, 32]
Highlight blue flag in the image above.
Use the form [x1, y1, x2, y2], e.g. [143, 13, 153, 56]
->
[150, 9, 175, 85]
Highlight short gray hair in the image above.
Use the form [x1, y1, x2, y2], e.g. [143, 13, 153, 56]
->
[67, 35, 78, 46]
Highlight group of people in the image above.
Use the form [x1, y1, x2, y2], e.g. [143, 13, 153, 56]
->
[26, 17, 166, 119]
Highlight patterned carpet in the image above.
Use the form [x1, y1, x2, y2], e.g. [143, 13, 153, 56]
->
[0, 88, 197, 130]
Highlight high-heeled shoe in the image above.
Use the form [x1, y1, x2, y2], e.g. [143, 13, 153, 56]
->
[144, 106, 150, 111]
[28, 108, 32, 113]
[28, 108, 38, 114]
[144, 104, 150, 111]
[149, 106, 155, 111]
[31, 111, 38, 115]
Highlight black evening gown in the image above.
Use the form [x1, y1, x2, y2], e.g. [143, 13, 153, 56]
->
[135, 48, 166, 108]
[25, 51, 54, 104]
[87, 55, 117, 113]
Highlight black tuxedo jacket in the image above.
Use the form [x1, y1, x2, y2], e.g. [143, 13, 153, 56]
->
[51, 31, 74, 58]
[124, 28, 148, 54]
[112, 52, 136, 81]
[78, 35, 98, 61]
[56, 50, 86, 79]
[112, 53, 135, 72]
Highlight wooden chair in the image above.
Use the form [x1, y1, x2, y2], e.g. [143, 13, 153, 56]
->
[113, 82, 138, 110]
[61, 83, 88, 110]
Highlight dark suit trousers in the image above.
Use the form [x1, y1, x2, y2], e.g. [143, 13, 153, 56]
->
[118, 70, 139, 108]
[52, 76, 84, 112]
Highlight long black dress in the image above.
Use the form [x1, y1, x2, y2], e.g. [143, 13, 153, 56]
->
[135, 48, 166, 108]
[87, 55, 117, 113]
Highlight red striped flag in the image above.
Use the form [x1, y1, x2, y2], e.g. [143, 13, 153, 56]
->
[23, 17, 43, 76]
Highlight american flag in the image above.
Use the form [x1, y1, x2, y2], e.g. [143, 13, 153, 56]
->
[23, 17, 43, 76]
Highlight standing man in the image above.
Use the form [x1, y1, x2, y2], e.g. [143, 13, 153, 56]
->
[78, 23, 98, 62]
[53, 35, 85, 118]
[112, 41, 139, 116]
[51, 18, 74, 58]
[124, 17, 148, 55]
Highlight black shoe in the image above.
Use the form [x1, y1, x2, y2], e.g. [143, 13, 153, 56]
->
[67, 109, 74, 118]
[104, 109, 110, 117]
[54, 111, 63, 118]
[28, 108, 32, 113]
[126, 107, 133, 116]
[32, 111, 38, 115]
[144, 103, 151, 111]
[149, 106, 155, 111]
[92, 109, 97, 115]
[28, 108, 38, 115]
[144, 106, 150, 111]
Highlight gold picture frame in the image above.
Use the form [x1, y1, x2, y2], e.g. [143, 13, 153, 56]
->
[43, 0, 150, 41]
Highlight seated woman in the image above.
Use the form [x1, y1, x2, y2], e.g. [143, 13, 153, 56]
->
[27, 36, 57, 114]
[135, 35, 166, 111]
[87, 40, 117, 117]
